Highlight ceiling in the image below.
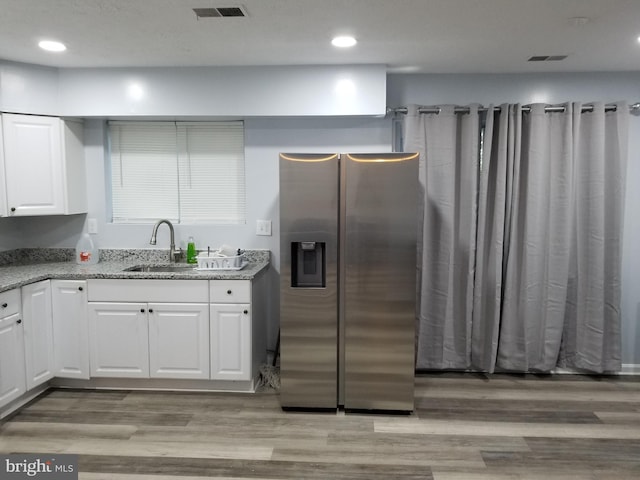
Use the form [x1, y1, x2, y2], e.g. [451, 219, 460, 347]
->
[1, 0, 639, 73]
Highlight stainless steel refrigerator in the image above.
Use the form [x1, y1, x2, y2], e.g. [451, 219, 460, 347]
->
[279, 152, 418, 412]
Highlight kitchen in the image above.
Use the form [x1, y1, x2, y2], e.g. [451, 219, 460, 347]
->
[1, 1, 640, 478]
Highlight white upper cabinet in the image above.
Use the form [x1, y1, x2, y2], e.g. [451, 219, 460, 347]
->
[1, 113, 87, 216]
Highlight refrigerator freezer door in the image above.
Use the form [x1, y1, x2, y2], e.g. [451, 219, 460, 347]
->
[342, 152, 418, 411]
[279, 153, 339, 409]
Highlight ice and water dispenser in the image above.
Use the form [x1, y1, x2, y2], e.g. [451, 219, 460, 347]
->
[291, 241, 325, 288]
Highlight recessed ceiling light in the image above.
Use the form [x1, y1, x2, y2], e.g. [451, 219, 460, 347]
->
[331, 36, 357, 48]
[38, 40, 66, 52]
[568, 17, 590, 27]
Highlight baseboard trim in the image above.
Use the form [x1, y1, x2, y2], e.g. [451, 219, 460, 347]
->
[416, 365, 640, 376]
[552, 364, 640, 375]
[49, 376, 257, 393]
[0, 384, 49, 420]
[620, 364, 640, 375]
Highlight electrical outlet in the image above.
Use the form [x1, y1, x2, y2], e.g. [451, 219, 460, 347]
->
[256, 219, 272, 236]
[87, 218, 98, 234]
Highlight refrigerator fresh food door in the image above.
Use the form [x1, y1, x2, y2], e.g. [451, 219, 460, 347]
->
[342, 152, 418, 412]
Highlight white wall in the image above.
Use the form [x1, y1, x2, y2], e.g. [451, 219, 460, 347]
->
[0, 61, 58, 115]
[10, 115, 392, 348]
[387, 72, 640, 107]
[0, 61, 388, 117]
[58, 65, 387, 117]
[2, 64, 639, 367]
[0, 217, 23, 251]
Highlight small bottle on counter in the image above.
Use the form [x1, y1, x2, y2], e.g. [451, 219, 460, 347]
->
[76, 233, 99, 265]
[187, 236, 197, 264]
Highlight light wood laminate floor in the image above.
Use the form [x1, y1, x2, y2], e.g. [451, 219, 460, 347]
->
[1, 373, 640, 479]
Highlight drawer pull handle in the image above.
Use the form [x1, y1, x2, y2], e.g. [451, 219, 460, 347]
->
[10, 207, 16, 212]
[148, 308, 154, 313]
[140, 308, 145, 313]
[227, 290, 232, 294]
[243, 310, 248, 315]
[1, 303, 7, 308]
[78, 286, 83, 291]
[16, 319, 22, 324]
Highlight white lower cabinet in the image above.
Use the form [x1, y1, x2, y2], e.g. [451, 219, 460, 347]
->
[0, 289, 26, 407]
[87, 280, 210, 380]
[21, 280, 54, 390]
[149, 303, 209, 379]
[2, 273, 267, 413]
[210, 303, 251, 381]
[51, 280, 89, 379]
[88, 302, 149, 378]
[88, 301, 210, 380]
[0, 275, 267, 399]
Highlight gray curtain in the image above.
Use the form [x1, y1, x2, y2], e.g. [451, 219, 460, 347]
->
[470, 104, 517, 371]
[404, 101, 628, 373]
[559, 102, 628, 372]
[403, 105, 480, 369]
[497, 104, 575, 371]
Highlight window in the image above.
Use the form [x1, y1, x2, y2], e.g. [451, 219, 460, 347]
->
[109, 121, 245, 224]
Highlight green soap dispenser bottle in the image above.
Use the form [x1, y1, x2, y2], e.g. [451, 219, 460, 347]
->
[187, 236, 197, 264]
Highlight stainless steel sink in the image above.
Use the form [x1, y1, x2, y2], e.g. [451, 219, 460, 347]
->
[124, 264, 196, 273]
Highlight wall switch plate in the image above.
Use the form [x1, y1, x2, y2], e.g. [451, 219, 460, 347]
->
[87, 218, 98, 234]
[256, 219, 272, 236]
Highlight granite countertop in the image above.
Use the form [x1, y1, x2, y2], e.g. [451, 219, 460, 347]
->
[0, 249, 270, 294]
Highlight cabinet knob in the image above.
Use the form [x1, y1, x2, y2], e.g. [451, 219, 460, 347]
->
[10, 207, 16, 212]
[1, 303, 7, 308]
[140, 308, 145, 313]
[16, 319, 22, 324]
[78, 286, 83, 291]
[148, 308, 154, 313]
[243, 310, 248, 315]
[227, 290, 232, 294]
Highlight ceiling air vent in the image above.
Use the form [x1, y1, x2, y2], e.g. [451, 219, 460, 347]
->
[193, 6, 248, 18]
[528, 55, 568, 62]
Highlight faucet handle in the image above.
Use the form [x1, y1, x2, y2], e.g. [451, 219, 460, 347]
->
[172, 247, 184, 263]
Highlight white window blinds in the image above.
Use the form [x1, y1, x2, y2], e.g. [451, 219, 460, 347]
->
[109, 121, 245, 224]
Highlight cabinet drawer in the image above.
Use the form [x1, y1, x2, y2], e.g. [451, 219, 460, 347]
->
[88, 279, 208, 303]
[0, 289, 21, 317]
[210, 280, 251, 303]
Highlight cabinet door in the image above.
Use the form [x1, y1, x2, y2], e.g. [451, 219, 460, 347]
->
[51, 280, 89, 379]
[2, 114, 64, 216]
[0, 116, 7, 217]
[0, 312, 26, 407]
[22, 280, 54, 390]
[210, 303, 251, 381]
[88, 302, 149, 378]
[148, 303, 209, 379]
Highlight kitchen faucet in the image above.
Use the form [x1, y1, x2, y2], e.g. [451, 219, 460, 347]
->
[149, 219, 182, 263]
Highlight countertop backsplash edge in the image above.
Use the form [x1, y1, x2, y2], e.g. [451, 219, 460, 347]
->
[0, 248, 270, 266]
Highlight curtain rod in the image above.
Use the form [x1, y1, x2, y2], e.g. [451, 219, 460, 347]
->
[388, 103, 640, 116]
